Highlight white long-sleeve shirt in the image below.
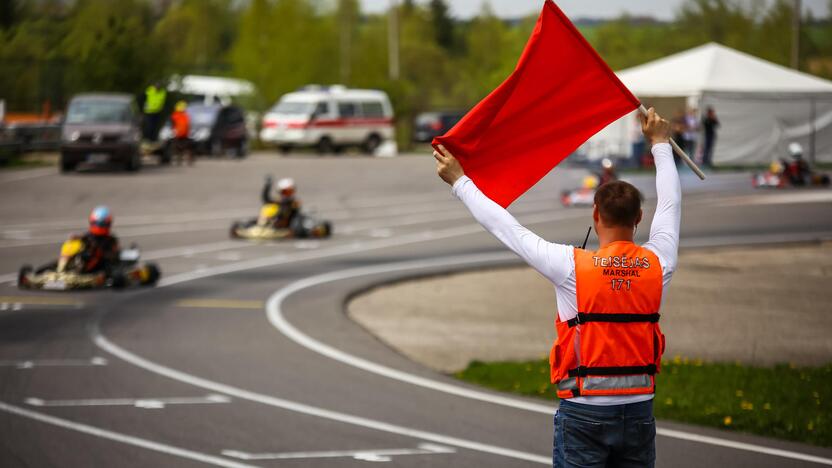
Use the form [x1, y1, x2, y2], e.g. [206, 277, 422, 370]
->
[452, 143, 681, 406]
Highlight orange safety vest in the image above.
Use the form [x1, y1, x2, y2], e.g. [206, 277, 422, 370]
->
[550, 241, 666, 399]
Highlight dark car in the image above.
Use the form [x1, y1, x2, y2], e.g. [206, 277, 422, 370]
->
[413, 111, 466, 143]
[60, 93, 142, 172]
[159, 103, 248, 160]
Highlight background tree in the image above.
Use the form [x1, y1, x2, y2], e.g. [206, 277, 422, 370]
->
[429, 0, 455, 52]
[60, 0, 165, 95]
[231, 0, 338, 109]
[153, 0, 237, 74]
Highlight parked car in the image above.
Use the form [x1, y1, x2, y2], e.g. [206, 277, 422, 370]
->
[260, 85, 394, 154]
[158, 103, 248, 160]
[413, 111, 465, 143]
[60, 93, 142, 172]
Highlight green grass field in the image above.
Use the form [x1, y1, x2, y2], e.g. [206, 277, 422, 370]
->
[455, 357, 832, 447]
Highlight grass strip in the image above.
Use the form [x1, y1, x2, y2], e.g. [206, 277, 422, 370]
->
[455, 357, 831, 447]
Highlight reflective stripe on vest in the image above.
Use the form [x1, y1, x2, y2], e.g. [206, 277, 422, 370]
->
[550, 241, 665, 398]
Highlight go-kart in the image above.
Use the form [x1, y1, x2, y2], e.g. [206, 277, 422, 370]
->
[230, 203, 332, 240]
[561, 187, 597, 207]
[753, 160, 830, 189]
[18, 237, 161, 291]
[561, 174, 607, 207]
[562, 159, 619, 208]
[751, 170, 786, 189]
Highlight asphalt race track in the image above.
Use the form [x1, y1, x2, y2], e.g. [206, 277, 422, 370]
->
[1, 154, 832, 467]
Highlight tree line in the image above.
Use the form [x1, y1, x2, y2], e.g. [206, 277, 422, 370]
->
[1, 0, 830, 144]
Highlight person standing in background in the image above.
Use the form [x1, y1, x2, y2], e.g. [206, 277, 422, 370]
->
[701, 107, 720, 168]
[683, 107, 698, 158]
[170, 101, 193, 166]
[143, 81, 167, 142]
[630, 113, 645, 168]
[671, 110, 686, 166]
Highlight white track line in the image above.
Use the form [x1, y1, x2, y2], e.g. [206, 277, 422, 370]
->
[0, 188, 563, 249]
[0, 357, 107, 369]
[0, 167, 56, 183]
[223, 442, 455, 461]
[86, 199, 832, 465]
[0, 400, 258, 468]
[266, 252, 555, 414]
[25, 394, 231, 409]
[156, 210, 585, 288]
[265, 252, 832, 466]
[91, 327, 550, 465]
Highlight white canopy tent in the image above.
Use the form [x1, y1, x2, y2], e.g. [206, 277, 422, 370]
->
[584, 43, 832, 166]
[167, 75, 256, 106]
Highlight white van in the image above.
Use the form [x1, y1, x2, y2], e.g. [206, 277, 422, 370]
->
[260, 85, 394, 154]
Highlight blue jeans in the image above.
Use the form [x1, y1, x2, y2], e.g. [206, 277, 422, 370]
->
[553, 399, 656, 468]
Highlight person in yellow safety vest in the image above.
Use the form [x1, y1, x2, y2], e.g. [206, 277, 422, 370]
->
[143, 82, 167, 141]
[435, 108, 679, 468]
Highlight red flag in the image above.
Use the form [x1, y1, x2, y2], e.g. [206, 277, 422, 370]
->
[433, 0, 639, 208]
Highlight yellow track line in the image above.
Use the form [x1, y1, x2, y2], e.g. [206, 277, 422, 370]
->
[175, 299, 263, 310]
[0, 296, 83, 306]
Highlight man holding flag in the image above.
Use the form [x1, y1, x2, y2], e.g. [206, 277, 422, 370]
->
[432, 1, 691, 467]
[436, 109, 676, 467]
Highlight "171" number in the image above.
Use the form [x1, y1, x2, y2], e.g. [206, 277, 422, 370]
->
[610, 279, 631, 291]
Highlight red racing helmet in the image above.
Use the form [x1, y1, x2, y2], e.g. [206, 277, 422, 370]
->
[89, 205, 113, 236]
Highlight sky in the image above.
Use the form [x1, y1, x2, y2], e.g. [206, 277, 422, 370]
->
[359, 0, 830, 20]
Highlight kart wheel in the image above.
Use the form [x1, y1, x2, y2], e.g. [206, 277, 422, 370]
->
[322, 221, 333, 238]
[111, 272, 128, 289]
[278, 145, 292, 155]
[17, 265, 33, 290]
[230, 222, 241, 239]
[144, 263, 161, 286]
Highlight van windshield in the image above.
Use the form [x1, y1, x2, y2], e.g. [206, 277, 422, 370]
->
[271, 100, 316, 115]
[67, 99, 131, 124]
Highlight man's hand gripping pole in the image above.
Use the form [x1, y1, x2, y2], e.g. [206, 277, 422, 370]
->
[638, 104, 706, 180]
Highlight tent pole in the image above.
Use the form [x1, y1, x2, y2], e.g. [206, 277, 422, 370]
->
[638, 104, 706, 180]
[809, 98, 816, 164]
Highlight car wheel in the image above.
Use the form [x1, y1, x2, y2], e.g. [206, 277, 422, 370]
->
[317, 137, 334, 155]
[125, 150, 141, 172]
[210, 139, 223, 157]
[60, 154, 76, 173]
[363, 134, 382, 155]
[160, 143, 172, 165]
[235, 139, 248, 158]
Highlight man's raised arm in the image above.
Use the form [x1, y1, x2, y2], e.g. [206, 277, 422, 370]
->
[641, 109, 682, 274]
[434, 146, 574, 286]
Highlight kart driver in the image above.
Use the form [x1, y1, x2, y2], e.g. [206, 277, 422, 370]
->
[81, 206, 120, 273]
[785, 142, 811, 186]
[261, 176, 301, 229]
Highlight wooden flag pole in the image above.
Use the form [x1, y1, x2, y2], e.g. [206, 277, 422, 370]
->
[638, 104, 706, 180]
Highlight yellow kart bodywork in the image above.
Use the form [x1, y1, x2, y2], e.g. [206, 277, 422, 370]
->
[25, 270, 106, 291]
